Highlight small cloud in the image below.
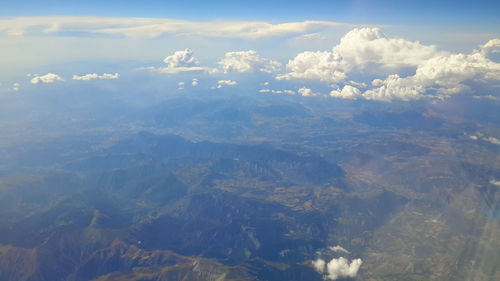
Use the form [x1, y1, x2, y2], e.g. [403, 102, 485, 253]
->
[164, 49, 199, 68]
[484, 136, 500, 145]
[347, 80, 367, 88]
[177, 81, 185, 90]
[298, 87, 319, 96]
[263, 81, 269, 86]
[140, 49, 212, 74]
[72, 73, 119, 80]
[293, 33, 326, 41]
[259, 88, 295, 95]
[191, 78, 199, 86]
[330, 85, 361, 99]
[330, 245, 351, 254]
[218, 50, 281, 74]
[7, 82, 20, 91]
[216, 79, 238, 88]
[490, 179, 500, 187]
[469, 133, 500, 145]
[313, 257, 362, 280]
[30, 73, 64, 84]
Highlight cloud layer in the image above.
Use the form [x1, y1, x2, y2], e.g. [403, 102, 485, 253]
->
[0, 16, 347, 39]
[16, 25, 500, 103]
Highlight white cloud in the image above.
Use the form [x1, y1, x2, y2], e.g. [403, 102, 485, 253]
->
[330, 85, 361, 99]
[472, 95, 500, 102]
[468, 133, 500, 145]
[10, 82, 20, 91]
[276, 51, 347, 82]
[363, 48, 500, 101]
[216, 79, 238, 88]
[347, 80, 367, 88]
[259, 88, 296, 95]
[0, 16, 347, 39]
[313, 257, 363, 280]
[479, 39, 500, 57]
[279, 28, 500, 101]
[313, 259, 326, 273]
[292, 33, 326, 41]
[140, 49, 211, 74]
[72, 73, 120, 80]
[191, 78, 199, 86]
[30, 73, 64, 84]
[219, 50, 281, 73]
[330, 245, 351, 254]
[490, 179, 500, 187]
[333, 27, 439, 71]
[177, 81, 185, 90]
[484, 136, 500, 145]
[278, 28, 439, 83]
[164, 49, 199, 68]
[298, 87, 319, 96]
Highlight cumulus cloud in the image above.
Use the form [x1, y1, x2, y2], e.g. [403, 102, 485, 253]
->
[313, 257, 363, 280]
[298, 87, 319, 96]
[164, 49, 199, 68]
[330, 85, 362, 99]
[216, 79, 238, 88]
[479, 39, 500, 57]
[0, 16, 347, 39]
[276, 51, 347, 82]
[30, 73, 64, 84]
[313, 258, 326, 273]
[363, 48, 500, 101]
[72, 73, 119, 80]
[140, 49, 210, 74]
[279, 28, 500, 101]
[191, 78, 199, 86]
[333, 27, 439, 71]
[219, 50, 281, 73]
[278, 28, 439, 83]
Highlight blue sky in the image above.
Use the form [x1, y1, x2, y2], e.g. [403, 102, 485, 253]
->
[2, 0, 499, 27]
[0, 1, 499, 102]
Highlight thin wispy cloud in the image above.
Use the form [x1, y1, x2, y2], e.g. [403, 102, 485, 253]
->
[0, 16, 348, 39]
